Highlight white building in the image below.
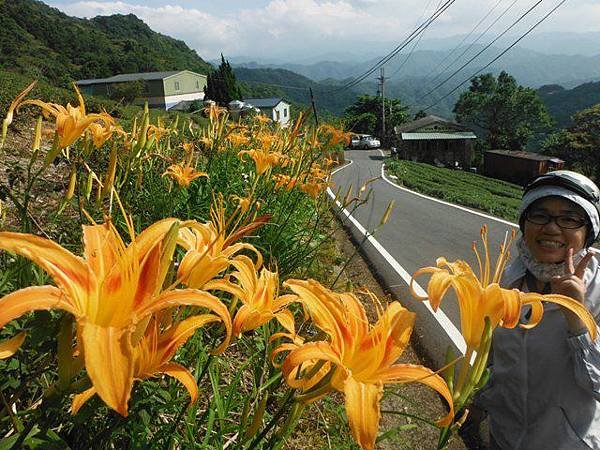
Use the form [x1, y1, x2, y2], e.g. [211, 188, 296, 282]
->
[243, 98, 291, 126]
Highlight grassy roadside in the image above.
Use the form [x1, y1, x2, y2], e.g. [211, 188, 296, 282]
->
[385, 159, 522, 222]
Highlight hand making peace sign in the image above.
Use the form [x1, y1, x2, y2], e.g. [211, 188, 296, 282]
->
[551, 247, 596, 332]
[550, 247, 595, 303]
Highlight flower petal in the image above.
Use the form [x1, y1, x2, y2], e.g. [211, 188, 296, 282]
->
[411, 267, 452, 309]
[378, 364, 454, 427]
[0, 286, 76, 329]
[159, 362, 198, 404]
[158, 314, 221, 363]
[0, 332, 26, 359]
[80, 323, 134, 417]
[282, 341, 342, 389]
[275, 309, 296, 335]
[82, 223, 119, 281]
[233, 305, 267, 336]
[137, 289, 232, 355]
[0, 232, 89, 310]
[522, 292, 597, 339]
[284, 279, 350, 349]
[343, 377, 382, 450]
[71, 387, 97, 415]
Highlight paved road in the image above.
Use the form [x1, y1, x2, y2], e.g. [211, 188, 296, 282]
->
[331, 149, 519, 365]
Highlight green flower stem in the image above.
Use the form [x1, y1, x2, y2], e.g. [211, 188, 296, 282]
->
[246, 389, 295, 450]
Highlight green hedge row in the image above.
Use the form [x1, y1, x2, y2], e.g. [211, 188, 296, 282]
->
[386, 159, 522, 221]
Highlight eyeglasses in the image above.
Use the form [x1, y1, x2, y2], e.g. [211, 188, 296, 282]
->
[526, 211, 588, 229]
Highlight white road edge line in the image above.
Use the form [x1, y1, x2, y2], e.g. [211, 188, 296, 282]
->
[329, 155, 467, 355]
[377, 149, 518, 228]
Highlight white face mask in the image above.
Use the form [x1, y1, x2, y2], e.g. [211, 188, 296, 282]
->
[517, 237, 589, 282]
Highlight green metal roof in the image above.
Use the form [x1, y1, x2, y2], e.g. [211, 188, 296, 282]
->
[401, 132, 477, 140]
[76, 70, 206, 86]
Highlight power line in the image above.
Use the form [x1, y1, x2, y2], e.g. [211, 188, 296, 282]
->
[389, 0, 440, 79]
[421, 0, 568, 113]
[331, 0, 456, 92]
[428, 0, 508, 84]
[420, 0, 544, 100]
[324, 0, 458, 94]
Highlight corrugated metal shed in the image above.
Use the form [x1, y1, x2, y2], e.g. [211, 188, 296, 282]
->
[401, 132, 477, 140]
[486, 150, 564, 162]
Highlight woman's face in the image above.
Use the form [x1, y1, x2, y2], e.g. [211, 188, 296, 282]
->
[523, 197, 588, 263]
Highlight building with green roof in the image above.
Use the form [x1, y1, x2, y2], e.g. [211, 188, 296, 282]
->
[76, 70, 207, 110]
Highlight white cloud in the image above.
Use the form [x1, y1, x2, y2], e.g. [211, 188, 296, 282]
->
[51, 0, 600, 60]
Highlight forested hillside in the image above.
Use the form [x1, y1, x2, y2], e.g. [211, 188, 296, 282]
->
[0, 0, 212, 86]
[537, 81, 600, 127]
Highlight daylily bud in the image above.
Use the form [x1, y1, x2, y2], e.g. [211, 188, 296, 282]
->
[243, 394, 268, 440]
[65, 170, 77, 201]
[379, 200, 395, 226]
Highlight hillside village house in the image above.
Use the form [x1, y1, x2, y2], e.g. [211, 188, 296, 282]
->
[394, 115, 477, 169]
[76, 70, 207, 110]
[243, 98, 291, 126]
[484, 150, 564, 185]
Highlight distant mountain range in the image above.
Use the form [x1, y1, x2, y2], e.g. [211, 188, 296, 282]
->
[225, 32, 600, 65]
[231, 46, 600, 89]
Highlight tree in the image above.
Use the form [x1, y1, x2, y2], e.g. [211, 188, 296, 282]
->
[453, 71, 552, 151]
[204, 54, 243, 106]
[413, 110, 427, 120]
[343, 95, 410, 145]
[542, 103, 600, 181]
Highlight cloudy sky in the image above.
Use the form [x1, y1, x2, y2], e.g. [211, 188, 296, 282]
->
[45, 0, 600, 61]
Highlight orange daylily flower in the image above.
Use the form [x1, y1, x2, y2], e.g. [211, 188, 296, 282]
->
[205, 104, 228, 123]
[0, 332, 26, 359]
[147, 123, 170, 142]
[410, 226, 597, 350]
[0, 217, 232, 416]
[182, 142, 195, 153]
[410, 226, 598, 420]
[279, 280, 454, 450]
[238, 149, 283, 175]
[230, 194, 252, 213]
[71, 311, 228, 414]
[319, 124, 351, 147]
[272, 174, 298, 191]
[206, 256, 296, 336]
[227, 132, 250, 147]
[254, 114, 271, 124]
[299, 180, 328, 199]
[87, 122, 125, 149]
[20, 83, 114, 148]
[162, 163, 208, 188]
[177, 204, 266, 290]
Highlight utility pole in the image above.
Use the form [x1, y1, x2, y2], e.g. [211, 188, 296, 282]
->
[309, 87, 319, 127]
[377, 67, 387, 145]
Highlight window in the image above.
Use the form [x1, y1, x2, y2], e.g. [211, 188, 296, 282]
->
[284, 108, 288, 118]
[174, 81, 180, 91]
[195, 80, 200, 90]
[276, 110, 281, 121]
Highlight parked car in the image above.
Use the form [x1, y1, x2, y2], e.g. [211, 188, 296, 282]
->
[350, 135, 361, 148]
[358, 135, 380, 149]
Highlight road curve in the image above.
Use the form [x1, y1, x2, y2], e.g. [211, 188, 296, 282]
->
[331, 149, 518, 366]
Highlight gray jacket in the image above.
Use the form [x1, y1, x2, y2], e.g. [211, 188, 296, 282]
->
[478, 255, 600, 449]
